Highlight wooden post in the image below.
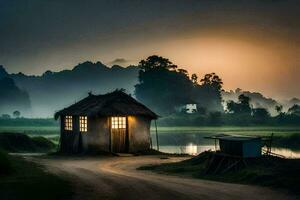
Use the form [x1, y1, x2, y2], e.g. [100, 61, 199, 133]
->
[214, 139, 217, 151]
[269, 132, 274, 155]
[155, 120, 159, 151]
[150, 136, 153, 149]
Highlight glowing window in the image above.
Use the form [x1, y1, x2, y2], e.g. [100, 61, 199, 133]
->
[111, 117, 126, 129]
[64, 116, 72, 131]
[79, 116, 88, 132]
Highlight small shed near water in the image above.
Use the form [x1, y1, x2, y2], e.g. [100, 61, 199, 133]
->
[206, 135, 262, 158]
[219, 136, 262, 158]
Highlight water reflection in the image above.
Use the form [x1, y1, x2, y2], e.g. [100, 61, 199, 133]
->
[186, 143, 198, 155]
[157, 144, 215, 155]
[156, 144, 300, 158]
[269, 148, 300, 158]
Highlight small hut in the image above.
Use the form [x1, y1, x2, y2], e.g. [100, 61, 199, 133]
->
[54, 90, 158, 154]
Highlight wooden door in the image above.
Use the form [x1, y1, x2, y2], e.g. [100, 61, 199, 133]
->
[111, 128, 126, 153]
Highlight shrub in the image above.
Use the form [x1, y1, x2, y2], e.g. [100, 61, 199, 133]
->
[0, 133, 56, 153]
[0, 150, 13, 175]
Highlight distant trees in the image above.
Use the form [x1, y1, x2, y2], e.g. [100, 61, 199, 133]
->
[133, 54, 299, 126]
[135, 55, 224, 115]
[275, 104, 283, 114]
[288, 104, 300, 115]
[138, 55, 177, 71]
[135, 55, 193, 114]
[1, 114, 11, 119]
[226, 94, 251, 115]
[224, 94, 274, 124]
[191, 74, 198, 85]
[192, 73, 224, 112]
[252, 108, 270, 123]
[13, 110, 21, 118]
[0, 77, 31, 116]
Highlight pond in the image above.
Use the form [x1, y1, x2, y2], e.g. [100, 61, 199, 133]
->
[150, 127, 300, 158]
[152, 144, 300, 158]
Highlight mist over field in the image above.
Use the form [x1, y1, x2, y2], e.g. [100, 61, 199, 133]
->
[1, 60, 299, 118]
[0, 62, 139, 117]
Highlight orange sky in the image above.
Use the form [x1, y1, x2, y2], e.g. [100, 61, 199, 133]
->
[93, 30, 299, 100]
[1, 1, 299, 100]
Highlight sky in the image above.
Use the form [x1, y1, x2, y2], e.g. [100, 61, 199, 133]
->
[0, 0, 299, 100]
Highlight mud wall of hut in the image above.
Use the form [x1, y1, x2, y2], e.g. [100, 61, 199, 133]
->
[81, 116, 110, 153]
[60, 116, 110, 153]
[128, 116, 151, 152]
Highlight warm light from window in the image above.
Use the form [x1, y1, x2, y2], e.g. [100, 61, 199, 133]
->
[65, 116, 72, 131]
[79, 116, 88, 132]
[111, 117, 126, 129]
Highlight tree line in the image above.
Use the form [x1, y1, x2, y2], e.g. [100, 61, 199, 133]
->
[134, 55, 300, 126]
[135, 55, 223, 115]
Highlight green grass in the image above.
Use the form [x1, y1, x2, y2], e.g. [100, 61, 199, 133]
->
[0, 126, 59, 135]
[0, 150, 13, 175]
[0, 132, 57, 153]
[0, 126, 59, 144]
[0, 152, 73, 200]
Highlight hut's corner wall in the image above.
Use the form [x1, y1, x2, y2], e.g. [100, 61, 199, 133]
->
[128, 116, 151, 152]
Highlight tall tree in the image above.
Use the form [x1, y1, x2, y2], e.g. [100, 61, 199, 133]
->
[135, 56, 193, 115]
[191, 74, 198, 85]
[275, 104, 283, 115]
[226, 94, 251, 115]
[288, 104, 300, 115]
[13, 110, 21, 118]
[193, 73, 224, 112]
[139, 55, 177, 71]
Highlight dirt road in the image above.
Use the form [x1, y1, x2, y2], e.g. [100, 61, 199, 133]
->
[31, 155, 297, 200]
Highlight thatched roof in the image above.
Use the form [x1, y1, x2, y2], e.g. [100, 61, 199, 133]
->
[54, 91, 158, 120]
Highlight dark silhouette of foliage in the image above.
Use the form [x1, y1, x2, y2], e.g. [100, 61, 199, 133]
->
[139, 55, 177, 71]
[223, 88, 279, 115]
[288, 104, 300, 115]
[191, 74, 198, 85]
[1, 114, 11, 119]
[135, 56, 193, 114]
[135, 55, 224, 115]
[192, 73, 224, 112]
[226, 94, 251, 115]
[200, 73, 223, 92]
[0, 77, 31, 116]
[4, 62, 139, 117]
[13, 110, 21, 118]
[275, 104, 283, 115]
[208, 112, 222, 125]
[252, 108, 270, 124]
